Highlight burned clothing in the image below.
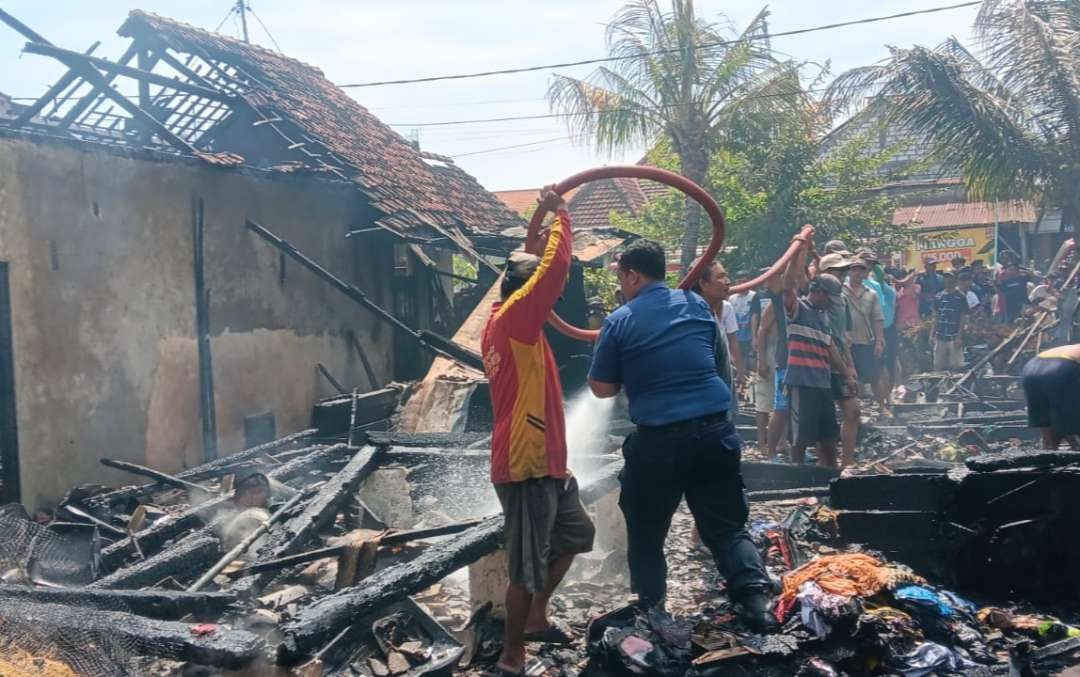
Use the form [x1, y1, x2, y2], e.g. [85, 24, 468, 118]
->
[482, 209, 572, 484]
[1022, 355, 1080, 434]
[495, 475, 595, 593]
[619, 414, 769, 605]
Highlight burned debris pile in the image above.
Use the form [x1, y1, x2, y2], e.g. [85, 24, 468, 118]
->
[2, 376, 1080, 675]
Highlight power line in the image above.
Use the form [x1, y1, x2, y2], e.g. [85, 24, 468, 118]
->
[336, 1, 981, 88]
[387, 84, 835, 127]
[248, 5, 282, 53]
[213, 5, 235, 33]
[452, 137, 568, 158]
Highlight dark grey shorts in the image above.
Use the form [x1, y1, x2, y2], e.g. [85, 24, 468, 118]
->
[494, 475, 595, 593]
[790, 385, 840, 447]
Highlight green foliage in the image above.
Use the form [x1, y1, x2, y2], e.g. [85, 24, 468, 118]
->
[547, 1, 809, 270]
[609, 119, 910, 273]
[583, 267, 621, 309]
[451, 255, 477, 293]
[826, 0, 1080, 230]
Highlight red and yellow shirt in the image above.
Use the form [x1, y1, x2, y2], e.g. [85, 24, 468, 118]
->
[481, 208, 572, 484]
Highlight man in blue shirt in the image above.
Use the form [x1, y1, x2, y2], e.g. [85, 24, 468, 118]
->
[588, 240, 775, 633]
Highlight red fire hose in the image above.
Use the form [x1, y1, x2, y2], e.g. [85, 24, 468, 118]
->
[528, 165, 813, 343]
[528, 165, 726, 343]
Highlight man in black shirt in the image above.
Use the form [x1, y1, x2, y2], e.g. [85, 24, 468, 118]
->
[916, 259, 944, 319]
[997, 262, 1033, 322]
[932, 272, 968, 371]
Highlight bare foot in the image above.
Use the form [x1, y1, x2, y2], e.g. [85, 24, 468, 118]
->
[495, 649, 524, 675]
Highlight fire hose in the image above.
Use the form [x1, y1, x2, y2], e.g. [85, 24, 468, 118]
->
[527, 165, 814, 342]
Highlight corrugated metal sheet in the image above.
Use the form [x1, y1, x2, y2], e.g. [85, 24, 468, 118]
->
[893, 201, 1035, 230]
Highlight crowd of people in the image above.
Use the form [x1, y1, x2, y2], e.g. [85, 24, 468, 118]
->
[479, 192, 1073, 671]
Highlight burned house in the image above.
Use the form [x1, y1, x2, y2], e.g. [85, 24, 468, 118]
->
[0, 10, 524, 509]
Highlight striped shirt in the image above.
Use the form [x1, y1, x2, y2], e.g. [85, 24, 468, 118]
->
[784, 299, 833, 389]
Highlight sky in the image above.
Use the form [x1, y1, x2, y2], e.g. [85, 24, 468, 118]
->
[0, 0, 979, 192]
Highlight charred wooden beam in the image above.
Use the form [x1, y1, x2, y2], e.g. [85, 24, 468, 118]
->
[0, 585, 235, 620]
[9, 42, 99, 127]
[225, 518, 489, 580]
[746, 487, 831, 502]
[22, 42, 234, 103]
[100, 458, 214, 498]
[234, 445, 383, 593]
[193, 196, 218, 461]
[99, 444, 342, 572]
[345, 329, 379, 391]
[189, 491, 307, 592]
[246, 219, 483, 372]
[0, 8, 51, 43]
[966, 450, 1080, 473]
[90, 533, 220, 590]
[279, 462, 623, 662]
[317, 363, 347, 394]
[20, 41, 199, 154]
[363, 431, 490, 448]
[0, 601, 263, 668]
[86, 429, 317, 510]
[279, 517, 502, 662]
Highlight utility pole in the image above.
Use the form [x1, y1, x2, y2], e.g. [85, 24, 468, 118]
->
[235, 0, 249, 43]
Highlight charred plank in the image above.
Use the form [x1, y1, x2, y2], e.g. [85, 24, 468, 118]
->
[99, 444, 341, 572]
[965, 450, 1080, 473]
[234, 445, 383, 593]
[90, 533, 220, 590]
[0, 601, 263, 668]
[85, 429, 317, 510]
[279, 462, 622, 662]
[0, 585, 235, 620]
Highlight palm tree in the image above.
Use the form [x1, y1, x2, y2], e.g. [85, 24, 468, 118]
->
[548, 0, 806, 273]
[826, 0, 1080, 232]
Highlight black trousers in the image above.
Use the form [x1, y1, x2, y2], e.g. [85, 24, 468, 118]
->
[619, 413, 770, 606]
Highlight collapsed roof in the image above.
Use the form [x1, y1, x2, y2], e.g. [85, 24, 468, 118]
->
[0, 9, 524, 249]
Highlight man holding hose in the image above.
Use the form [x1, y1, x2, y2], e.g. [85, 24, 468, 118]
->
[588, 239, 777, 633]
[482, 188, 596, 676]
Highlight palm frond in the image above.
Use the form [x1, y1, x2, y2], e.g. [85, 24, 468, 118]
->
[547, 74, 660, 155]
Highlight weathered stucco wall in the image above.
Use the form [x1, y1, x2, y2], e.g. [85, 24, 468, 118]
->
[0, 135, 397, 508]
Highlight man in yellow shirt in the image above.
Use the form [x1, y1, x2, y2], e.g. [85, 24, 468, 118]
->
[1021, 344, 1080, 450]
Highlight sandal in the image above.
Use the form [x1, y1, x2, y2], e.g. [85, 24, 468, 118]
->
[523, 620, 574, 645]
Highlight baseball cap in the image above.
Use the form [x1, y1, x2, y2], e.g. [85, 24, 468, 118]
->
[506, 251, 541, 279]
[810, 273, 843, 296]
[819, 252, 854, 272]
[824, 239, 848, 254]
[854, 248, 880, 264]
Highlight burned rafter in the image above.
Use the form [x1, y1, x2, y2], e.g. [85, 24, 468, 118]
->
[246, 219, 485, 372]
[20, 42, 235, 104]
[99, 443, 346, 573]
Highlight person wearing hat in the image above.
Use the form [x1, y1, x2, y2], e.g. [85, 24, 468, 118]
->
[588, 239, 776, 633]
[844, 254, 886, 409]
[782, 240, 857, 468]
[817, 251, 862, 467]
[482, 188, 596, 675]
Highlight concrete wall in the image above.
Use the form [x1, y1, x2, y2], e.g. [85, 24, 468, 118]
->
[0, 134, 402, 509]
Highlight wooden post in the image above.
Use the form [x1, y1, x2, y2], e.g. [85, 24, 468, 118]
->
[194, 196, 218, 461]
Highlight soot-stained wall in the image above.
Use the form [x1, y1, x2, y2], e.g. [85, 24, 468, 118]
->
[0, 134, 403, 509]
